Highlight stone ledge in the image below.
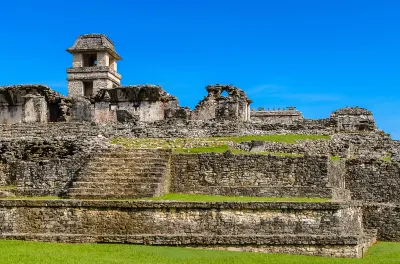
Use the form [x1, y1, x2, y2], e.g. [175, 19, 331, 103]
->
[188, 186, 337, 198]
[0, 233, 368, 245]
[0, 199, 351, 210]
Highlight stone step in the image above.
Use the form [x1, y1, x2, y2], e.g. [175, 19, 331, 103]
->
[87, 161, 169, 167]
[78, 176, 164, 183]
[98, 153, 171, 158]
[84, 167, 167, 174]
[0, 231, 377, 258]
[67, 189, 157, 199]
[91, 156, 167, 162]
[71, 182, 161, 189]
[68, 184, 159, 192]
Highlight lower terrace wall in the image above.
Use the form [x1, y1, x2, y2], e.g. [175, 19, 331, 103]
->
[345, 159, 400, 203]
[0, 200, 371, 258]
[170, 153, 345, 198]
[362, 203, 400, 242]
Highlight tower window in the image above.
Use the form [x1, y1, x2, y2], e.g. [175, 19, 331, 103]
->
[83, 53, 98, 67]
[83, 81, 94, 97]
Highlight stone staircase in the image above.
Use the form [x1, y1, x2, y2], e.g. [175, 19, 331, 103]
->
[67, 149, 172, 199]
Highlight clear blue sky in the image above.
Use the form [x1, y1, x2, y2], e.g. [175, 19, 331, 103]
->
[1, 1, 399, 138]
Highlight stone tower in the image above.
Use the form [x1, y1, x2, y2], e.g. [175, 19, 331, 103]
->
[66, 34, 122, 97]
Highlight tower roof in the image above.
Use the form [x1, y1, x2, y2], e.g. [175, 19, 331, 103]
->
[67, 34, 122, 60]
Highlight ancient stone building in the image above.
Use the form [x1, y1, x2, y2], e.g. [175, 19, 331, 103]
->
[0, 85, 62, 124]
[0, 33, 398, 259]
[251, 107, 303, 124]
[66, 34, 122, 97]
[0, 34, 380, 130]
[330, 107, 376, 131]
[191, 84, 251, 121]
[92, 85, 185, 122]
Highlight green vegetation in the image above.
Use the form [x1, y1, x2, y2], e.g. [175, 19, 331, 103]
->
[330, 155, 341, 161]
[0, 240, 398, 264]
[0, 185, 17, 191]
[111, 134, 329, 154]
[173, 146, 303, 157]
[216, 134, 330, 144]
[0, 196, 60, 200]
[141, 193, 328, 202]
[174, 145, 231, 154]
[380, 156, 392, 162]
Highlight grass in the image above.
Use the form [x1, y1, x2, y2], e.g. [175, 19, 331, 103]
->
[112, 134, 329, 154]
[174, 145, 231, 154]
[0, 194, 327, 202]
[0, 240, 397, 264]
[111, 134, 330, 149]
[141, 193, 328, 202]
[216, 134, 330, 144]
[0, 185, 16, 191]
[173, 146, 303, 157]
[330, 156, 341, 161]
[380, 156, 392, 162]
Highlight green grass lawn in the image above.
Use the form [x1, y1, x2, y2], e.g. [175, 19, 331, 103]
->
[0, 194, 327, 202]
[142, 193, 328, 202]
[0, 240, 398, 264]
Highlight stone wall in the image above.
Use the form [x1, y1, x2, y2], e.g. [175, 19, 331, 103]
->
[362, 203, 400, 241]
[0, 200, 373, 258]
[67, 80, 83, 98]
[0, 85, 62, 124]
[0, 137, 110, 196]
[0, 120, 334, 139]
[191, 85, 251, 121]
[251, 108, 303, 124]
[0, 105, 23, 124]
[345, 159, 400, 203]
[330, 107, 376, 131]
[170, 153, 345, 198]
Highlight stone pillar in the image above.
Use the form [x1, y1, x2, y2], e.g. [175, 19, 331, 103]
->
[68, 80, 84, 97]
[22, 95, 47, 123]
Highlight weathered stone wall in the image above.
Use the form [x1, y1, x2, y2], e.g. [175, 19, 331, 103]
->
[191, 85, 251, 121]
[171, 153, 343, 198]
[0, 121, 333, 139]
[68, 80, 83, 97]
[362, 203, 400, 241]
[23, 96, 47, 123]
[330, 107, 376, 131]
[251, 108, 303, 124]
[0, 200, 373, 257]
[0, 105, 23, 124]
[0, 200, 362, 236]
[0, 137, 110, 196]
[345, 159, 400, 203]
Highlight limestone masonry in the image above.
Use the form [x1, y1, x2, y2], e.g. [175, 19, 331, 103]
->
[0, 34, 398, 258]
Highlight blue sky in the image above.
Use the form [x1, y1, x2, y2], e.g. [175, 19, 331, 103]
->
[1, 0, 399, 138]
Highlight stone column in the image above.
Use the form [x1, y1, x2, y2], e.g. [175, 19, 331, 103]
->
[22, 95, 47, 123]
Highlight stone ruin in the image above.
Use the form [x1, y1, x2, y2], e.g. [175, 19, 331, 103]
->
[0, 33, 398, 258]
